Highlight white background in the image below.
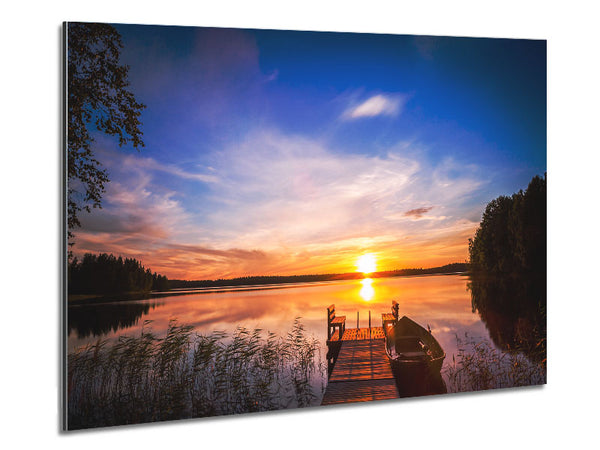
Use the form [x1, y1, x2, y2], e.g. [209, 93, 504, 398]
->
[1, 0, 598, 448]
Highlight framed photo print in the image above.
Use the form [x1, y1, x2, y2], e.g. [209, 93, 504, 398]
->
[63, 22, 546, 431]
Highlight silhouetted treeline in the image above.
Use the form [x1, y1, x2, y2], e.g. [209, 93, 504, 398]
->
[375, 263, 468, 278]
[469, 174, 546, 275]
[169, 263, 468, 289]
[467, 174, 546, 365]
[69, 253, 169, 295]
[169, 273, 354, 289]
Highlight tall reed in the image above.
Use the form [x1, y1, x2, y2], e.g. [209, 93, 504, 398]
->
[67, 318, 324, 430]
[443, 333, 546, 393]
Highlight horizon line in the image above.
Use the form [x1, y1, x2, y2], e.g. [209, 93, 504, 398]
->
[169, 262, 469, 282]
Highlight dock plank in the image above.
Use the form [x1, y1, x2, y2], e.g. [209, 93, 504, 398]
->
[329, 340, 394, 382]
[322, 337, 399, 405]
[321, 379, 399, 405]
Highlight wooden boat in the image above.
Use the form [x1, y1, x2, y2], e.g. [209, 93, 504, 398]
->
[385, 316, 445, 373]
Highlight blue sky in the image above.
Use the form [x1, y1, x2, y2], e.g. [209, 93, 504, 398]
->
[73, 24, 546, 279]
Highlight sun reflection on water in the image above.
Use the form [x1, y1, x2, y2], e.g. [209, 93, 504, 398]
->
[359, 278, 375, 301]
[68, 274, 489, 384]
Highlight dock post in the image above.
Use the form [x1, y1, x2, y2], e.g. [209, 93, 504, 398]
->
[369, 310, 371, 339]
[357, 311, 359, 329]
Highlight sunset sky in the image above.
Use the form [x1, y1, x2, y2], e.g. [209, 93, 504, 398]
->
[71, 25, 546, 280]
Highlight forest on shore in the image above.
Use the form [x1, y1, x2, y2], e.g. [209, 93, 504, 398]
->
[467, 174, 546, 365]
[68, 253, 169, 296]
[168, 263, 468, 289]
[68, 252, 467, 297]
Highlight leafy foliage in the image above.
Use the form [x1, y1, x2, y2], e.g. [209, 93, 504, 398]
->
[67, 23, 145, 249]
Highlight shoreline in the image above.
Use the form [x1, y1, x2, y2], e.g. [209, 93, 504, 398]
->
[67, 270, 470, 306]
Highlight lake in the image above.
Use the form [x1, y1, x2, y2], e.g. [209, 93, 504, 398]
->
[67, 271, 548, 427]
[68, 274, 497, 379]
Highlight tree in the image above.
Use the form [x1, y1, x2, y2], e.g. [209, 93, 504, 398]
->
[68, 253, 169, 295]
[468, 174, 546, 275]
[67, 23, 145, 253]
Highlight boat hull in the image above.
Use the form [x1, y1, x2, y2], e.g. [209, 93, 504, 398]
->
[385, 316, 446, 374]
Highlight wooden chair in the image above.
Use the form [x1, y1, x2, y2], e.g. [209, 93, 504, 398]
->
[327, 304, 346, 340]
[382, 300, 399, 332]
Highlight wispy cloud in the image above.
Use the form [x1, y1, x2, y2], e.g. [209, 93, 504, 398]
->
[72, 27, 544, 280]
[75, 129, 484, 279]
[342, 94, 405, 120]
[195, 130, 482, 275]
[100, 148, 219, 184]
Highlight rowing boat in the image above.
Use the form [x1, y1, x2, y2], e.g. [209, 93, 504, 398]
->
[384, 316, 445, 373]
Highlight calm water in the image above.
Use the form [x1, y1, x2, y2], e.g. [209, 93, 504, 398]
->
[68, 274, 494, 370]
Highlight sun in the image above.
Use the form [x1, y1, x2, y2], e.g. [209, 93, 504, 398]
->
[356, 253, 377, 275]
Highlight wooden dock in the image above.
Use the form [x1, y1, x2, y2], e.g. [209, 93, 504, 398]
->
[321, 303, 400, 406]
[321, 321, 400, 405]
[321, 303, 447, 404]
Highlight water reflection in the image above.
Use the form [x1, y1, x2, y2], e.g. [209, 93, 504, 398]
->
[469, 273, 546, 363]
[359, 278, 374, 301]
[66, 274, 546, 403]
[395, 367, 447, 398]
[67, 275, 488, 369]
[69, 301, 162, 339]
